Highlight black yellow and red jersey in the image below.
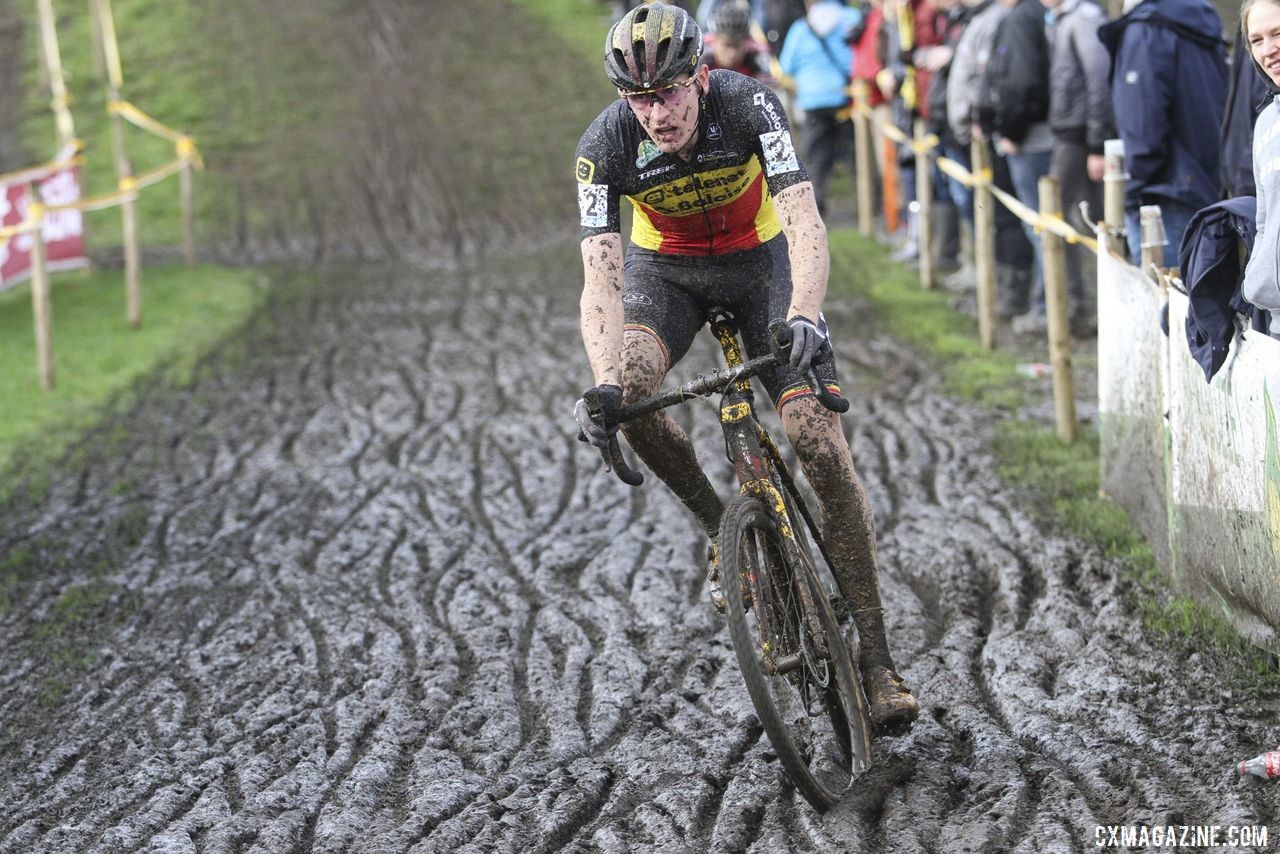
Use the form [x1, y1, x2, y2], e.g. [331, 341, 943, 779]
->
[574, 70, 809, 256]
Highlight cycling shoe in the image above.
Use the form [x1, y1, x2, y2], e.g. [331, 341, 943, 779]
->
[863, 666, 919, 735]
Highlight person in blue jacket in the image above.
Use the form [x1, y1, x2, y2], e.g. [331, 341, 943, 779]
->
[1098, 0, 1228, 268]
[779, 0, 863, 214]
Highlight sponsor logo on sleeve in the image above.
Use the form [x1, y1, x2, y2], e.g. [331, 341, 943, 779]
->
[636, 140, 661, 168]
[576, 157, 596, 183]
[760, 130, 799, 176]
[753, 91, 784, 131]
[578, 183, 608, 228]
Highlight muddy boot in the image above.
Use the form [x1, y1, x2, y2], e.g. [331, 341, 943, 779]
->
[890, 202, 921, 264]
[931, 200, 961, 275]
[996, 263, 1032, 320]
[863, 665, 919, 735]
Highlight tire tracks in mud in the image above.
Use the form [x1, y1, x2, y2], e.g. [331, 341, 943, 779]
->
[1, 254, 1276, 852]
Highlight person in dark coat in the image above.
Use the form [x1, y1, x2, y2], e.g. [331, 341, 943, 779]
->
[1220, 26, 1272, 198]
[1098, 0, 1228, 268]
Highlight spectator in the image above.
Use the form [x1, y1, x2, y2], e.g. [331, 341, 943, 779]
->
[879, 0, 947, 262]
[779, 0, 864, 214]
[1042, 0, 1113, 338]
[946, 0, 1037, 318]
[1098, 0, 1228, 268]
[699, 0, 768, 28]
[977, 0, 1054, 332]
[1240, 0, 1280, 332]
[764, 0, 810, 54]
[922, 0, 971, 277]
[704, 0, 777, 81]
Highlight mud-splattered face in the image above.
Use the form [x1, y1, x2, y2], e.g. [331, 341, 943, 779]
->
[622, 66, 708, 160]
[1247, 2, 1280, 87]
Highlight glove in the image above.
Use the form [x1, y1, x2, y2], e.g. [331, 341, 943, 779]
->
[574, 384, 623, 450]
[786, 315, 828, 373]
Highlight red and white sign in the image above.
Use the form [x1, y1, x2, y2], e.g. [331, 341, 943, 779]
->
[0, 145, 88, 292]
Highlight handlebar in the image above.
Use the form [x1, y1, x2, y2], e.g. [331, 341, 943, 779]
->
[588, 319, 850, 487]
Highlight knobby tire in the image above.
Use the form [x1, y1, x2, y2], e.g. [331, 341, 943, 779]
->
[719, 495, 870, 811]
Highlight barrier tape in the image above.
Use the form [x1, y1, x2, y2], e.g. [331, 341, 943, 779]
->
[0, 100, 200, 248]
[853, 99, 1100, 253]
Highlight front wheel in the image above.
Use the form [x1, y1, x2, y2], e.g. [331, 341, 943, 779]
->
[718, 495, 872, 811]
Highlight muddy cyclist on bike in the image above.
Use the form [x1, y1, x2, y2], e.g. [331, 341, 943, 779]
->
[572, 2, 918, 733]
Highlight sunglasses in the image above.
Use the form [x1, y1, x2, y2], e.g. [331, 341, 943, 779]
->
[619, 76, 699, 108]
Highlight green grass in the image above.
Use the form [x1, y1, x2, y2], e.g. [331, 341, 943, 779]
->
[0, 264, 262, 477]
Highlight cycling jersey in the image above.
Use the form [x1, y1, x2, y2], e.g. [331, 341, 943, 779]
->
[575, 70, 810, 256]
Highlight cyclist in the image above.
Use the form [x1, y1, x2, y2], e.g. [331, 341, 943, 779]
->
[573, 2, 918, 733]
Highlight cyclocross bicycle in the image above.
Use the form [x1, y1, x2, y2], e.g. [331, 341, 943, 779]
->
[584, 309, 874, 810]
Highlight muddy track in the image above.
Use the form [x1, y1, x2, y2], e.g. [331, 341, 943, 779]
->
[1, 1, 1278, 851]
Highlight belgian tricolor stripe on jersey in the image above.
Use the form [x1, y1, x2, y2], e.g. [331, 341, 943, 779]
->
[627, 157, 781, 255]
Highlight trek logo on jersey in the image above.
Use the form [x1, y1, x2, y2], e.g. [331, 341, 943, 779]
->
[760, 130, 798, 176]
[639, 165, 675, 180]
[753, 91, 784, 131]
[576, 157, 596, 183]
[578, 183, 608, 227]
[636, 140, 661, 168]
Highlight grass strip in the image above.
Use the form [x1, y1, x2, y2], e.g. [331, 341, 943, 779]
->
[0, 265, 263, 481]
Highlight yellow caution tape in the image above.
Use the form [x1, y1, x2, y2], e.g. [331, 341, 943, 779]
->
[854, 105, 1099, 254]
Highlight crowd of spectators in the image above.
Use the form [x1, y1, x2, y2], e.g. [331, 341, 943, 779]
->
[600, 0, 1280, 350]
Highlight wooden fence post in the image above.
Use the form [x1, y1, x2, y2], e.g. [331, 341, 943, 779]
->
[1038, 176, 1077, 442]
[1139, 205, 1167, 283]
[181, 149, 196, 268]
[95, 0, 142, 327]
[854, 82, 874, 237]
[1103, 138, 1127, 257]
[28, 185, 55, 391]
[971, 138, 997, 349]
[37, 0, 76, 148]
[914, 119, 933, 289]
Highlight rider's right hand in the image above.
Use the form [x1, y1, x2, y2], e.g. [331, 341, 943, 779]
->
[574, 384, 623, 449]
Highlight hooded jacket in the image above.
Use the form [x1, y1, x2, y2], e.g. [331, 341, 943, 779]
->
[778, 1, 862, 111]
[1098, 0, 1228, 213]
[947, 0, 1008, 146]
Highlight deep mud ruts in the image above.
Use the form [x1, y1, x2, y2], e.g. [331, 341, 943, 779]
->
[1, 1, 1277, 851]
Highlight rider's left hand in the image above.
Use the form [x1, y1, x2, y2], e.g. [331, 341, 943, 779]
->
[786, 315, 826, 373]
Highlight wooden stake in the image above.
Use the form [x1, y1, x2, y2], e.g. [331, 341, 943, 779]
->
[853, 83, 874, 237]
[28, 185, 55, 391]
[181, 155, 196, 268]
[1038, 175, 1077, 442]
[971, 138, 997, 350]
[95, 0, 141, 326]
[37, 0, 75, 147]
[914, 119, 933, 289]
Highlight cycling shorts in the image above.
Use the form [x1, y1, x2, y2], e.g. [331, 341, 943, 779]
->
[621, 236, 841, 409]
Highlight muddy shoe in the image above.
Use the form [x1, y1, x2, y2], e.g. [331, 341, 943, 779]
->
[706, 543, 750, 614]
[863, 666, 919, 735]
[706, 543, 727, 614]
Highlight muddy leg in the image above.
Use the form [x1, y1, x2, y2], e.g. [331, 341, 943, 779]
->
[618, 331, 723, 538]
[780, 396, 894, 672]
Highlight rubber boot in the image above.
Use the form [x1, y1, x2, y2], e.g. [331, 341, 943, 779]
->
[931, 200, 961, 275]
[890, 202, 921, 264]
[996, 263, 1032, 320]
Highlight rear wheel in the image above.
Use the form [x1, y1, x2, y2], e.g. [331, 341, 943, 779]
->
[719, 495, 871, 810]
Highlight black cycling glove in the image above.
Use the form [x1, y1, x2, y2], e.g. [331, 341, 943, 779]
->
[574, 384, 623, 450]
[786, 315, 828, 373]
